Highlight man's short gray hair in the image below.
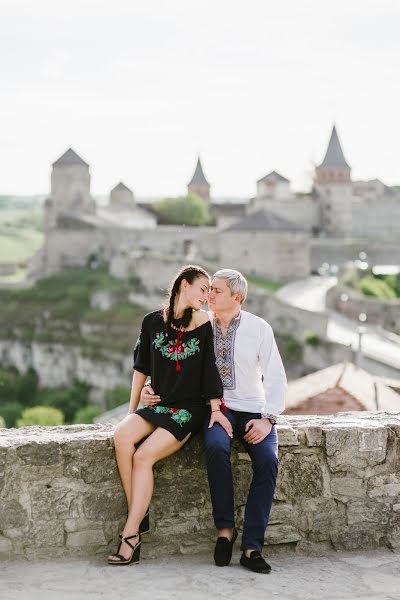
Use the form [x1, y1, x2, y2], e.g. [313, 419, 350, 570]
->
[213, 269, 248, 304]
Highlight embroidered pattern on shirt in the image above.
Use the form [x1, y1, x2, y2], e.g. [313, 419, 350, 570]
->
[147, 405, 192, 427]
[213, 316, 241, 390]
[153, 332, 200, 362]
[134, 333, 141, 351]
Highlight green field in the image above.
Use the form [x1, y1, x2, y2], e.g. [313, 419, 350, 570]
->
[0, 206, 43, 263]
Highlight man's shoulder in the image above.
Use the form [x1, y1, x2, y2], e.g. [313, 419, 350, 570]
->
[240, 310, 272, 332]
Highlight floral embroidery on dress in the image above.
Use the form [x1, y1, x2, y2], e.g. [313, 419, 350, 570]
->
[148, 405, 192, 427]
[134, 333, 141, 351]
[153, 332, 200, 363]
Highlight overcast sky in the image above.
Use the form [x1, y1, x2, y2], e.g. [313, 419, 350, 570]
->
[1, 0, 399, 198]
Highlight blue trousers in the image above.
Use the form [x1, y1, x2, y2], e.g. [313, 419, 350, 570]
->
[203, 408, 278, 552]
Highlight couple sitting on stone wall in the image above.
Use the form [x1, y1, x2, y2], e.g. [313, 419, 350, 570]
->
[107, 265, 287, 574]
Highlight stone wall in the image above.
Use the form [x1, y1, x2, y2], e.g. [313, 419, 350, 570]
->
[311, 239, 400, 272]
[326, 284, 400, 335]
[1, 413, 400, 561]
[219, 231, 310, 282]
[245, 288, 329, 339]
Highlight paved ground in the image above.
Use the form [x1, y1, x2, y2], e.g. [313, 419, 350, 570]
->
[1, 549, 400, 600]
[276, 276, 400, 372]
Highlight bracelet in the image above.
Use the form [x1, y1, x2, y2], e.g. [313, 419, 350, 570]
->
[211, 409, 221, 413]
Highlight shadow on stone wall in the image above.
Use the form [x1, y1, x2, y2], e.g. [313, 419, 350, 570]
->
[1, 412, 400, 560]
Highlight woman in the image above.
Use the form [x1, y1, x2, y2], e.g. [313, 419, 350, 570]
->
[108, 265, 228, 566]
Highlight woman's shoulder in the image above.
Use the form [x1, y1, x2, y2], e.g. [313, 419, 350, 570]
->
[142, 310, 164, 327]
[192, 309, 210, 329]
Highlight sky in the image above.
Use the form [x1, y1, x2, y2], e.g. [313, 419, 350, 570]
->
[1, 0, 400, 198]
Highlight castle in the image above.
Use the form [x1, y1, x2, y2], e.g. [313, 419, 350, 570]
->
[28, 125, 400, 283]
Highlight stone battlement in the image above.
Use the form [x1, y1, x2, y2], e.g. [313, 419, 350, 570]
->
[1, 413, 400, 560]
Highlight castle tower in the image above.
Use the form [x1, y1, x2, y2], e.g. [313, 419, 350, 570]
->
[315, 125, 351, 184]
[187, 157, 210, 201]
[315, 125, 353, 237]
[49, 148, 96, 220]
[109, 182, 135, 210]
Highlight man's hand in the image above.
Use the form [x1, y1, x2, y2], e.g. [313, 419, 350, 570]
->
[208, 411, 233, 438]
[243, 419, 272, 444]
[140, 384, 161, 407]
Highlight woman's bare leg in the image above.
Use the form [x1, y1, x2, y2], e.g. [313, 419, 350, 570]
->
[113, 414, 156, 504]
[116, 428, 190, 559]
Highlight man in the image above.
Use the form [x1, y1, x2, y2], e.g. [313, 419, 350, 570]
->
[141, 269, 287, 574]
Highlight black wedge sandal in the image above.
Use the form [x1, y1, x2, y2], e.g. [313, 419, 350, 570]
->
[108, 532, 141, 566]
[139, 509, 150, 535]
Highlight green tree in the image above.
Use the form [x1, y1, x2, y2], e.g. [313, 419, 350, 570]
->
[153, 193, 212, 226]
[358, 276, 396, 299]
[105, 385, 130, 410]
[0, 401, 24, 427]
[17, 368, 39, 406]
[0, 416, 5, 428]
[0, 367, 19, 403]
[73, 405, 102, 424]
[36, 381, 90, 423]
[17, 406, 64, 427]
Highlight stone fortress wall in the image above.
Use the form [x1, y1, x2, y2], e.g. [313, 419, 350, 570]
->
[1, 413, 400, 560]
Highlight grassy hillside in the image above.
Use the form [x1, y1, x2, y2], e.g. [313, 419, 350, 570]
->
[0, 203, 44, 262]
[0, 266, 147, 354]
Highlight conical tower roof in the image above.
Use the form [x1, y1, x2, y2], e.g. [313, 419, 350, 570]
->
[319, 125, 350, 169]
[53, 148, 89, 168]
[189, 157, 210, 186]
[111, 182, 132, 193]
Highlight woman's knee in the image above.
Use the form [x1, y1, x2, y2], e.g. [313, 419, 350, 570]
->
[133, 446, 155, 467]
[113, 421, 135, 448]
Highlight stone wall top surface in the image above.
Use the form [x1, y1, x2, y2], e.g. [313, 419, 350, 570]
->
[2, 412, 400, 560]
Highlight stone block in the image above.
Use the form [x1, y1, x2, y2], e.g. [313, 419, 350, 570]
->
[269, 503, 296, 525]
[0, 500, 28, 530]
[367, 473, 400, 498]
[387, 525, 400, 549]
[0, 535, 12, 555]
[347, 501, 391, 525]
[237, 453, 251, 462]
[64, 518, 96, 533]
[81, 489, 126, 520]
[266, 524, 301, 544]
[276, 453, 323, 500]
[65, 449, 119, 484]
[16, 441, 61, 466]
[66, 529, 107, 548]
[28, 522, 65, 547]
[331, 524, 383, 551]
[324, 423, 387, 472]
[31, 486, 80, 520]
[277, 425, 299, 446]
[330, 477, 367, 499]
[300, 498, 347, 541]
[305, 427, 324, 447]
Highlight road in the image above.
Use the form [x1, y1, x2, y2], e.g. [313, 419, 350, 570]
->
[276, 276, 400, 370]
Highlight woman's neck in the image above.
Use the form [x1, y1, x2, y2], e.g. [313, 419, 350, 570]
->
[174, 294, 190, 319]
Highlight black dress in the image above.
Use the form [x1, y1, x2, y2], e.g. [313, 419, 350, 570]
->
[133, 311, 223, 441]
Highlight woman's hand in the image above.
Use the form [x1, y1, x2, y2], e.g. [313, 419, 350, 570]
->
[208, 410, 233, 438]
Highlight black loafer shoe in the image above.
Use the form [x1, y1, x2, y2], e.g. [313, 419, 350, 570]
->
[240, 550, 271, 574]
[214, 528, 238, 566]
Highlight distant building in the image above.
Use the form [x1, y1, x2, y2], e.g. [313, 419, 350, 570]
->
[284, 362, 400, 415]
[187, 157, 211, 201]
